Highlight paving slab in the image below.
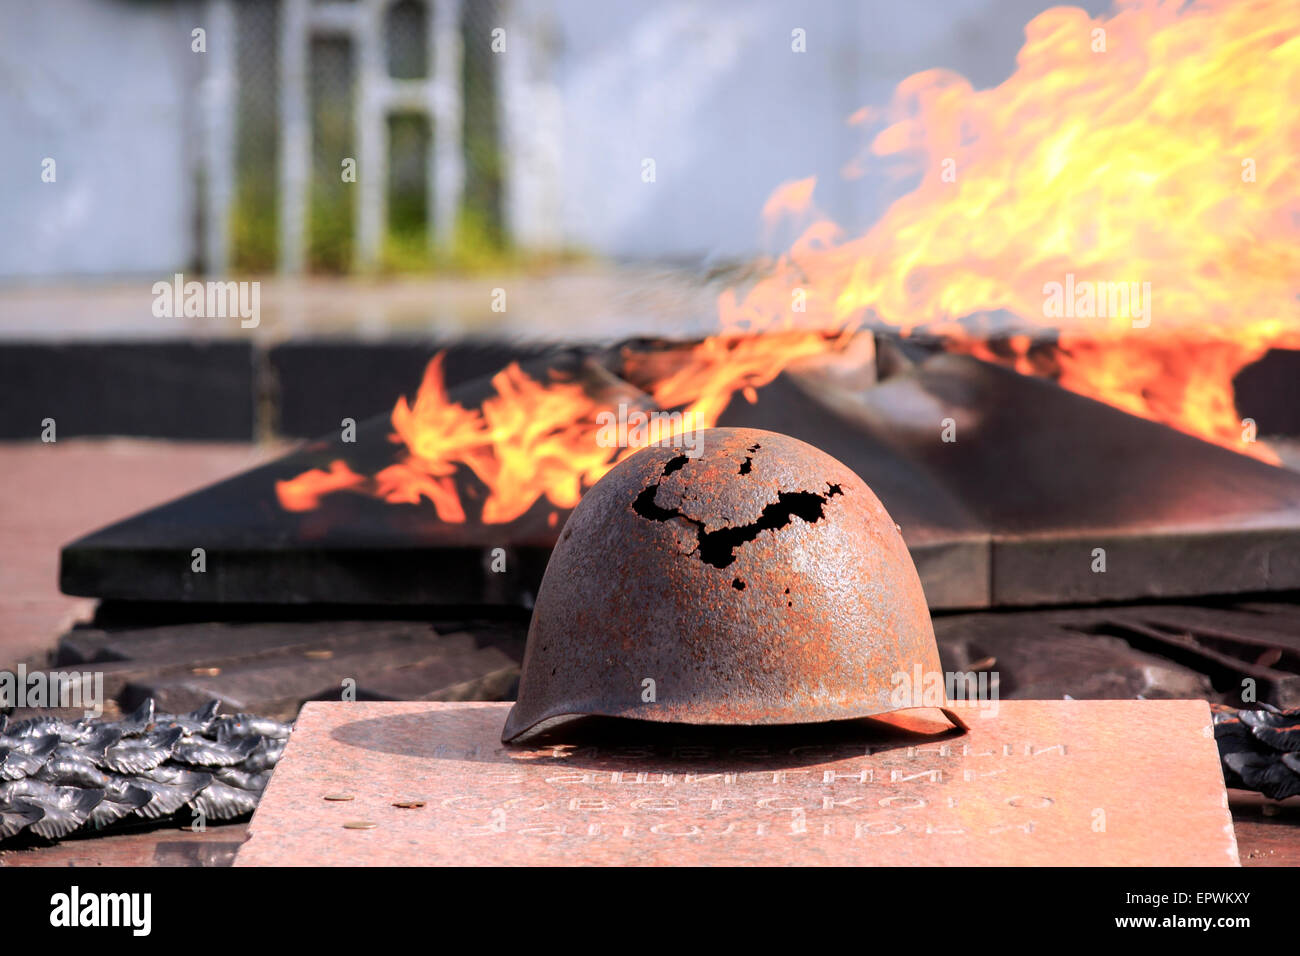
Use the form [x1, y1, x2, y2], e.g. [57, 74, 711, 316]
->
[1227, 790, 1300, 866]
[0, 342, 255, 440]
[0, 269, 723, 344]
[119, 627, 521, 720]
[55, 619, 523, 719]
[0, 440, 281, 672]
[236, 699, 1238, 866]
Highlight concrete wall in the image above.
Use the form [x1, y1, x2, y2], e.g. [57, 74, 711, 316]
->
[0, 0, 202, 280]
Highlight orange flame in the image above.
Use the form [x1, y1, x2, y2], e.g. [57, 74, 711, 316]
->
[278, 0, 1299, 521]
[277, 460, 365, 512]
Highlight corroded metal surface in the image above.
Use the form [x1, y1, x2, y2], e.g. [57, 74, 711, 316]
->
[234, 700, 1239, 867]
[717, 370, 990, 610]
[503, 427, 958, 742]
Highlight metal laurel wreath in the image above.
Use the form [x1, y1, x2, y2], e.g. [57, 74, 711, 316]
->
[0, 699, 290, 843]
[1213, 703, 1300, 801]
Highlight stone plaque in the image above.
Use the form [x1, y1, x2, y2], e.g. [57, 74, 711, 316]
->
[235, 700, 1238, 866]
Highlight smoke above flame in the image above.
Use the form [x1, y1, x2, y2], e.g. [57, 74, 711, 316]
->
[278, 0, 1300, 523]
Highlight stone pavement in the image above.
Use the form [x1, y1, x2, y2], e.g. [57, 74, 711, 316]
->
[0, 823, 247, 868]
[0, 439, 280, 672]
[0, 267, 722, 344]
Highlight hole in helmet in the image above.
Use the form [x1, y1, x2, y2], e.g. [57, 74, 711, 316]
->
[632, 475, 845, 570]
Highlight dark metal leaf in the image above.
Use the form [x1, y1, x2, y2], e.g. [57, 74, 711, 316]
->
[214, 714, 292, 742]
[87, 786, 152, 829]
[1223, 751, 1300, 801]
[1212, 716, 1262, 758]
[127, 772, 212, 821]
[173, 736, 259, 768]
[0, 799, 44, 839]
[1251, 721, 1300, 754]
[1238, 705, 1300, 730]
[73, 726, 124, 760]
[155, 699, 223, 736]
[0, 741, 56, 781]
[191, 779, 260, 821]
[214, 767, 270, 792]
[4, 716, 88, 743]
[111, 698, 157, 738]
[27, 789, 105, 840]
[35, 754, 109, 789]
[0, 781, 105, 840]
[102, 727, 182, 774]
[241, 737, 286, 772]
[0, 733, 60, 758]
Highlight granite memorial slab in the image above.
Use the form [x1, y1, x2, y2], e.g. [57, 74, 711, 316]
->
[236, 699, 1238, 866]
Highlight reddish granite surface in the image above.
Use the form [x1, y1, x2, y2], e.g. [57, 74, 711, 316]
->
[0, 440, 278, 671]
[237, 699, 1238, 866]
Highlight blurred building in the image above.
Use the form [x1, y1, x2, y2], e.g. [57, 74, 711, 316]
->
[1, 0, 1105, 280]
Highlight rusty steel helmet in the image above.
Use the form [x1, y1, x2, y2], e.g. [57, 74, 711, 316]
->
[502, 426, 966, 742]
